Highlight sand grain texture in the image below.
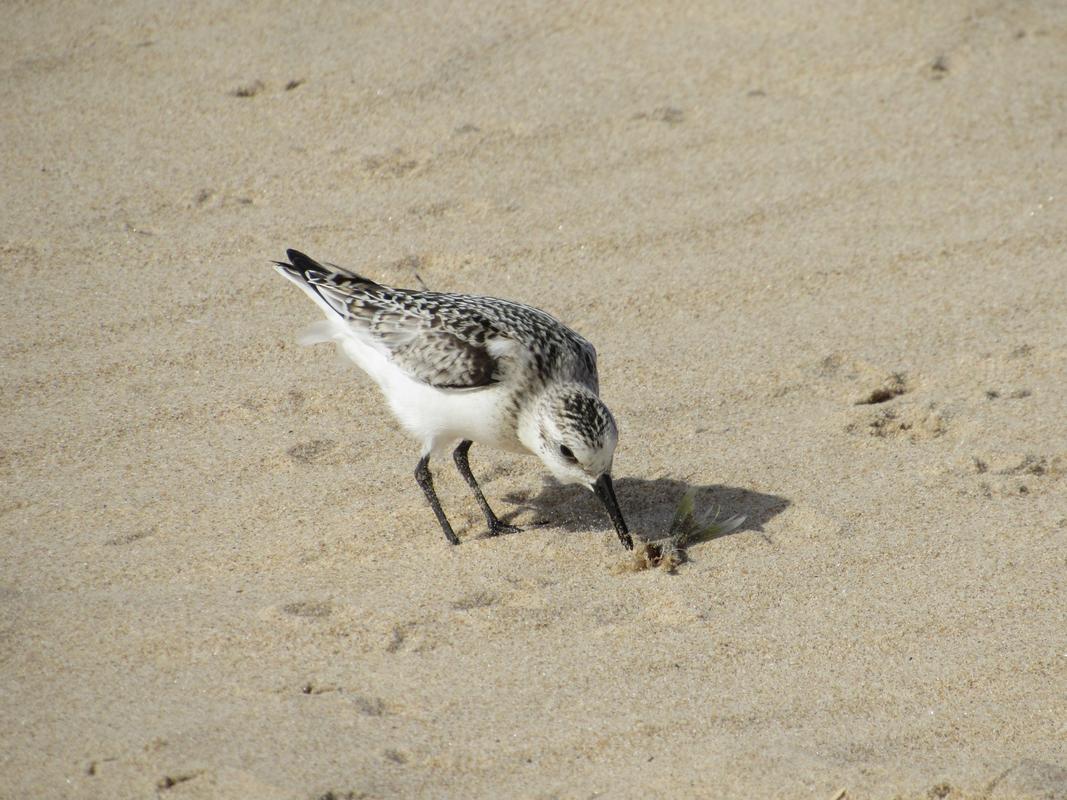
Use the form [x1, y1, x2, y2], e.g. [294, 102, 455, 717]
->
[2, 1, 1066, 798]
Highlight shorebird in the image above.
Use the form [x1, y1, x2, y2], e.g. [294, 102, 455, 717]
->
[274, 249, 632, 549]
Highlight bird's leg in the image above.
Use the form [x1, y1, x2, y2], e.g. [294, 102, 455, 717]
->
[414, 455, 459, 545]
[452, 440, 521, 536]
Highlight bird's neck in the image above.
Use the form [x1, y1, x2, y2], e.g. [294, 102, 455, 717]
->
[516, 398, 546, 457]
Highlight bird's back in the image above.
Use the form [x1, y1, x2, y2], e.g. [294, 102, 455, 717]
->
[276, 250, 599, 394]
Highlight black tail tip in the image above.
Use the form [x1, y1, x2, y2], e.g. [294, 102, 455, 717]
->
[285, 248, 316, 269]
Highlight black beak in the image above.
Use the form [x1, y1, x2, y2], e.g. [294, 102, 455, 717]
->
[593, 473, 632, 550]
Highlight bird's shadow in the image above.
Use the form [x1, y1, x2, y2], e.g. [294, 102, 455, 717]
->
[501, 476, 790, 546]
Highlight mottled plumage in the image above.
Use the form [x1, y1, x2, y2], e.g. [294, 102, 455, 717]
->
[274, 249, 631, 549]
[285, 252, 598, 392]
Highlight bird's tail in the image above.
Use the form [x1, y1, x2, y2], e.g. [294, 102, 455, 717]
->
[273, 249, 380, 319]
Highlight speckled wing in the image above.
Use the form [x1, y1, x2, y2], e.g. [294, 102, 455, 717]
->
[360, 303, 508, 390]
[277, 250, 511, 390]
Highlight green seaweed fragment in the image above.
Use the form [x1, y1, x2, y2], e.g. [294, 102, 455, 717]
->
[635, 489, 746, 572]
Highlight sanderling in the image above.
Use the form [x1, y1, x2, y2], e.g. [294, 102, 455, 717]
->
[274, 249, 631, 549]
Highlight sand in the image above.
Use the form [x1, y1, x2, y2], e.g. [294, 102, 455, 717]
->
[2, 1, 1066, 798]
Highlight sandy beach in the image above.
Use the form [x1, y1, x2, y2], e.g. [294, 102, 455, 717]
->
[2, 1, 1066, 797]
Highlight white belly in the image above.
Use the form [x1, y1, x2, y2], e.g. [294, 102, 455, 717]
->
[305, 320, 525, 457]
[385, 373, 521, 456]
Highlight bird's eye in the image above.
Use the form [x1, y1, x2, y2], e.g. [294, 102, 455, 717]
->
[559, 445, 577, 463]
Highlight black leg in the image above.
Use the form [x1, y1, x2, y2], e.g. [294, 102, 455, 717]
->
[453, 440, 521, 537]
[414, 455, 459, 545]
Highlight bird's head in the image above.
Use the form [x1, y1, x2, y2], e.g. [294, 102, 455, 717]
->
[521, 383, 632, 549]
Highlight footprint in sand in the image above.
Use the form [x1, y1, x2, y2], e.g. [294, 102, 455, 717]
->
[957, 453, 1065, 498]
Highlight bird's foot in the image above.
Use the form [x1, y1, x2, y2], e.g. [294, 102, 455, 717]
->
[485, 519, 522, 537]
